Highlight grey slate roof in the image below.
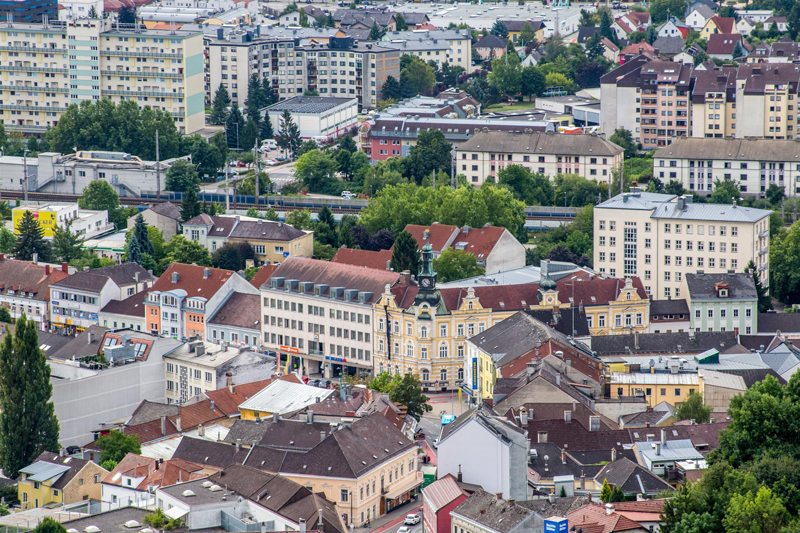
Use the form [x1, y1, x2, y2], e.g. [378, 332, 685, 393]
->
[223, 419, 273, 446]
[452, 490, 534, 533]
[51, 263, 154, 292]
[264, 95, 356, 114]
[208, 292, 261, 331]
[653, 36, 685, 55]
[650, 299, 690, 316]
[48, 325, 109, 361]
[458, 131, 624, 157]
[595, 458, 674, 494]
[656, 137, 800, 164]
[518, 496, 590, 518]
[172, 436, 239, 469]
[577, 26, 599, 44]
[229, 220, 308, 242]
[685, 272, 757, 300]
[591, 331, 740, 355]
[127, 399, 180, 426]
[475, 34, 508, 48]
[757, 312, 800, 334]
[62, 508, 151, 533]
[148, 201, 182, 221]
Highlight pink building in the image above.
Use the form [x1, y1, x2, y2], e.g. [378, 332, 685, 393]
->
[422, 474, 468, 533]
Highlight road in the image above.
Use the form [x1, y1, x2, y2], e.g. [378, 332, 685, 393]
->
[372, 508, 424, 533]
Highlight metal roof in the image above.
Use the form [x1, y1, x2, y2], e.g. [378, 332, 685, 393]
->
[596, 191, 676, 210]
[698, 369, 746, 390]
[238, 379, 335, 414]
[650, 200, 771, 223]
[19, 462, 71, 482]
[265, 96, 357, 114]
[637, 439, 704, 462]
[609, 373, 699, 385]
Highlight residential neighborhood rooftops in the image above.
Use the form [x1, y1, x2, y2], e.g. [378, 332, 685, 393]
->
[148, 201, 182, 221]
[182, 214, 238, 237]
[458, 131, 624, 157]
[0, 257, 70, 300]
[330, 248, 392, 271]
[148, 263, 237, 300]
[685, 272, 756, 299]
[567, 503, 647, 533]
[229, 220, 308, 242]
[208, 292, 261, 331]
[238, 379, 336, 415]
[595, 458, 674, 494]
[50, 263, 154, 292]
[422, 474, 467, 512]
[61, 508, 151, 533]
[452, 490, 533, 533]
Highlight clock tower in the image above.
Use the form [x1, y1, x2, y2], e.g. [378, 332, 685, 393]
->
[417, 241, 437, 292]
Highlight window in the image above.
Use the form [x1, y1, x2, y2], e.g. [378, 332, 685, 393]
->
[439, 344, 448, 358]
[341, 489, 349, 502]
[675, 388, 681, 396]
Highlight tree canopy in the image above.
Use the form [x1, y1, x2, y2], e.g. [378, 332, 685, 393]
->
[433, 248, 485, 282]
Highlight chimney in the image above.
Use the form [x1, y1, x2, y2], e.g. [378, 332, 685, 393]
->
[561, 451, 567, 465]
[588, 493, 592, 503]
[457, 465, 463, 482]
[198, 424, 205, 437]
[175, 416, 182, 432]
[45, 265, 51, 275]
[320, 431, 326, 443]
[171, 272, 180, 283]
[605, 503, 615, 515]
[273, 412, 279, 423]
[236, 438, 242, 449]
[211, 400, 215, 411]
[661, 428, 667, 446]
[495, 493, 502, 500]
[519, 407, 528, 426]
[62, 262, 69, 273]
[580, 472, 586, 490]
[204, 268, 211, 279]
[634, 331, 640, 350]
[134, 272, 140, 283]
[299, 519, 306, 533]
[307, 410, 314, 424]
[161, 416, 167, 436]
[611, 448, 617, 462]
[400, 270, 411, 285]
[548, 494, 556, 504]
[32, 253, 38, 264]
[227, 372, 235, 393]
[564, 410, 572, 422]
[87, 331, 95, 345]
[655, 442, 661, 455]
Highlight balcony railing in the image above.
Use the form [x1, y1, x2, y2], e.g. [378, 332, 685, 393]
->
[104, 50, 183, 59]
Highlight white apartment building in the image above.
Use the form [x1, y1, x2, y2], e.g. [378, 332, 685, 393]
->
[207, 31, 401, 111]
[0, 256, 70, 330]
[12, 203, 112, 240]
[654, 137, 800, 197]
[380, 29, 472, 72]
[0, 18, 205, 135]
[594, 189, 771, 300]
[455, 130, 624, 185]
[263, 95, 358, 141]
[58, 0, 103, 21]
[261, 257, 403, 379]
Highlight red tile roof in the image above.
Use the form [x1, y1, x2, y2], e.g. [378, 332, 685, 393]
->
[555, 273, 648, 305]
[614, 18, 634, 34]
[0, 257, 70, 301]
[169, 399, 228, 431]
[148, 263, 235, 301]
[123, 417, 179, 444]
[621, 41, 656, 56]
[204, 374, 302, 416]
[403, 223, 458, 253]
[612, 500, 668, 514]
[140, 457, 206, 487]
[439, 284, 542, 312]
[331, 248, 392, 271]
[568, 504, 647, 533]
[422, 474, 469, 512]
[250, 264, 279, 288]
[709, 16, 736, 33]
[451, 226, 507, 260]
[103, 453, 157, 486]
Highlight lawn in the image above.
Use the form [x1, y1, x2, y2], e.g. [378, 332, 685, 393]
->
[484, 100, 539, 111]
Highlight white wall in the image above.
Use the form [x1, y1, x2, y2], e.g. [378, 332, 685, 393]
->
[485, 230, 526, 274]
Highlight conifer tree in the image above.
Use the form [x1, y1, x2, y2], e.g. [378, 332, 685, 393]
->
[0, 314, 60, 479]
[14, 210, 50, 262]
[181, 186, 201, 223]
[131, 213, 154, 257]
[390, 230, 420, 274]
[127, 232, 143, 266]
[261, 111, 275, 140]
[226, 106, 245, 149]
[210, 84, 231, 125]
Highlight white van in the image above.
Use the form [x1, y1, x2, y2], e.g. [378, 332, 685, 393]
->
[261, 139, 278, 150]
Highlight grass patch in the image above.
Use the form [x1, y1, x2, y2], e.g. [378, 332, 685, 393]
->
[484, 100, 539, 111]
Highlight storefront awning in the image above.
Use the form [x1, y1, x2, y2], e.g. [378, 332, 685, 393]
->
[165, 506, 189, 520]
[383, 478, 423, 500]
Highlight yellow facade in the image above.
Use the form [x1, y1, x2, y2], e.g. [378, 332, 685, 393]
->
[13, 207, 59, 238]
[239, 408, 272, 420]
[610, 374, 703, 407]
[18, 474, 64, 510]
[229, 231, 315, 265]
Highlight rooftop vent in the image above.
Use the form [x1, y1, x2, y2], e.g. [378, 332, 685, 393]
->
[124, 522, 141, 529]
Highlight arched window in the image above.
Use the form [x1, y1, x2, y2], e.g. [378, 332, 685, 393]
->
[379, 362, 384, 374]
[439, 343, 448, 358]
[422, 369, 430, 381]
[420, 327, 428, 338]
[458, 367, 464, 380]
[468, 301, 473, 310]
[440, 368, 447, 381]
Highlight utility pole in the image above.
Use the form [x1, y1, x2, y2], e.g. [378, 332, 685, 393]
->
[155, 129, 161, 200]
[23, 149, 29, 202]
[450, 146, 455, 188]
[253, 140, 260, 209]
[225, 159, 231, 212]
[432, 169, 436, 189]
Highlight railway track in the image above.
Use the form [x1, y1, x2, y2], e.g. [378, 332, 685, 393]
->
[0, 190, 577, 220]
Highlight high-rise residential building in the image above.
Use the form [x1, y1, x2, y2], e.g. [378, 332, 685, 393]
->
[0, 18, 205, 135]
[594, 188, 771, 300]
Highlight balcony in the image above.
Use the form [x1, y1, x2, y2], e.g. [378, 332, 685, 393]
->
[101, 70, 184, 79]
[0, 85, 68, 93]
[0, 45, 62, 52]
[104, 50, 183, 59]
[0, 65, 67, 73]
[0, 104, 68, 112]
[104, 90, 185, 98]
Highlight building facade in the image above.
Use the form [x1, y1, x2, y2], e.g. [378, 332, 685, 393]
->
[455, 130, 624, 185]
[0, 256, 70, 330]
[13, 203, 111, 239]
[0, 18, 204, 135]
[594, 189, 771, 299]
[682, 271, 758, 334]
[263, 95, 358, 141]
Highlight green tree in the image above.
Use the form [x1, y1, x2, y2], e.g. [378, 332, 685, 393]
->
[212, 242, 254, 271]
[80, 179, 120, 212]
[599, 9, 617, 43]
[181, 186, 202, 223]
[337, 214, 357, 248]
[645, 24, 658, 44]
[389, 373, 433, 421]
[190, 136, 224, 181]
[544, 33, 567, 62]
[586, 34, 605, 61]
[519, 22, 536, 45]
[31, 518, 67, 533]
[261, 111, 274, 140]
[160, 235, 212, 270]
[226, 105, 245, 149]
[294, 150, 339, 193]
[395, 12, 408, 31]
[521, 66, 546, 101]
[95, 430, 141, 464]
[405, 129, 452, 184]
[488, 51, 522, 97]
[382, 75, 402, 100]
[0, 227, 14, 255]
[286, 209, 313, 230]
[610, 128, 637, 159]
[368, 371, 402, 393]
[0, 308, 10, 324]
[165, 159, 199, 193]
[554, 174, 603, 207]
[276, 109, 301, 157]
[766, 183, 785, 206]
[545, 72, 573, 92]
[51, 220, 85, 264]
[710, 178, 741, 204]
[118, 4, 135, 23]
[298, 7, 309, 27]
[241, 118, 259, 152]
[390, 230, 420, 274]
[649, 0, 689, 23]
[210, 84, 231, 125]
[744, 259, 771, 312]
[491, 20, 509, 37]
[675, 391, 713, 424]
[434, 248, 485, 282]
[14, 210, 50, 262]
[498, 165, 554, 206]
[143, 509, 182, 530]
[210, 130, 229, 163]
[369, 21, 385, 40]
[0, 314, 60, 478]
[723, 487, 789, 533]
[400, 56, 436, 96]
[600, 479, 612, 503]
[665, 180, 685, 196]
[315, 205, 338, 247]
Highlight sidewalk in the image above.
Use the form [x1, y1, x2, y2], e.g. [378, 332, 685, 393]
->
[354, 503, 423, 533]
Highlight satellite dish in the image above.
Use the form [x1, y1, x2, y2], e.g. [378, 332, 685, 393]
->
[544, 455, 549, 462]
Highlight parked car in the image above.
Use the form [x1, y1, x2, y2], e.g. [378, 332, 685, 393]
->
[341, 191, 356, 199]
[405, 514, 421, 525]
[398, 527, 411, 533]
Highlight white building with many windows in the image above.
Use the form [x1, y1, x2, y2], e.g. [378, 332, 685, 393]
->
[594, 189, 771, 300]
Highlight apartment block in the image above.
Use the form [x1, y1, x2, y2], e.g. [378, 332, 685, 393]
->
[690, 68, 737, 139]
[682, 271, 758, 334]
[455, 130, 623, 185]
[654, 137, 800, 198]
[594, 188, 771, 299]
[207, 31, 400, 111]
[734, 64, 800, 140]
[0, 18, 205, 135]
[380, 29, 472, 71]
